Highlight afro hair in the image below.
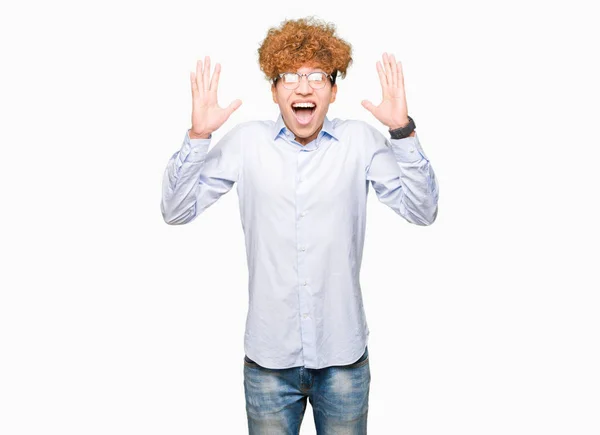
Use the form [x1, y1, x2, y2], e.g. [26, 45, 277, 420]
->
[258, 16, 353, 85]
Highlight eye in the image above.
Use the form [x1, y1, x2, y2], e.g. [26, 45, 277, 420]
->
[308, 72, 325, 83]
[283, 73, 299, 83]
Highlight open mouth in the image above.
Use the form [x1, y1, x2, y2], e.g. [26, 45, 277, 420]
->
[291, 103, 317, 126]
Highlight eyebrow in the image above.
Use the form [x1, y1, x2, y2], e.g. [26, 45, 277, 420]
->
[285, 69, 326, 74]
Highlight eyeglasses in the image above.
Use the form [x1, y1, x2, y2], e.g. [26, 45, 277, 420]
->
[273, 72, 335, 90]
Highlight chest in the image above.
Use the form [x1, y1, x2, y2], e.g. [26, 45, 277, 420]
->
[240, 140, 366, 205]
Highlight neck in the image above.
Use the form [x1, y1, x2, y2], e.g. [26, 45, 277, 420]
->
[294, 122, 324, 146]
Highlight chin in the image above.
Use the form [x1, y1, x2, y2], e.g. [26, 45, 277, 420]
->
[290, 124, 318, 138]
[290, 111, 322, 129]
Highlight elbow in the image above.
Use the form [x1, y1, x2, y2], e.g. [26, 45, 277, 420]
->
[163, 214, 185, 226]
[162, 210, 181, 225]
[418, 207, 438, 226]
[413, 177, 439, 226]
[421, 206, 438, 226]
[406, 205, 438, 226]
[161, 201, 196, 225]
[410, 191, 439, 226]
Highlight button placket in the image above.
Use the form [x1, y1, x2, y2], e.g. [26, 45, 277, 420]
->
[296, 147, 315, 367]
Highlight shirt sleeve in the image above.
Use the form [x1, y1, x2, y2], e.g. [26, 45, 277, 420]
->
[365, 124, 439, 226]
[161, 125, 242, 225]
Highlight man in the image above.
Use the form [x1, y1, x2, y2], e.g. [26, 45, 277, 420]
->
[161, 17, 438, 435]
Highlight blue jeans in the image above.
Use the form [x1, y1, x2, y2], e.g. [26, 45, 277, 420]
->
[243, 346, 370, 434]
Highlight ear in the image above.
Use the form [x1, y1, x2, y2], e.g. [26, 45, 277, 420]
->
[271, 83, 278, 104]
[330, 83, 337, 104]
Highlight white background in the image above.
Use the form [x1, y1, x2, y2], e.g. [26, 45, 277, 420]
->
[1, 0, 599, 434]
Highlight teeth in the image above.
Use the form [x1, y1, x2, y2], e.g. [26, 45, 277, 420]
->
[292, 102, 316, 108]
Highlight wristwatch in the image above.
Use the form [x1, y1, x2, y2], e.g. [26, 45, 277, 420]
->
[389, 116, 416, 139]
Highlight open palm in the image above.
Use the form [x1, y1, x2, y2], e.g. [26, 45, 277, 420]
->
[361, 52, 410, 130]
[190, 56, 242, 137]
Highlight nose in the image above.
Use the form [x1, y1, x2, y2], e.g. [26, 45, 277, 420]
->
[295, 75, 313, 94]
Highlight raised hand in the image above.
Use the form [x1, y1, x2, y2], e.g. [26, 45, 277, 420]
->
[189, 56, 242, 138]
[361, 52, 410, 130]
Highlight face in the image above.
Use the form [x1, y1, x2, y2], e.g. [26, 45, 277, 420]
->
[271, 64, 337, 146]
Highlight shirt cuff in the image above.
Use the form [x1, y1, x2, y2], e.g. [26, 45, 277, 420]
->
[388, 132, 429, 163]
[184, 129, 211, 162]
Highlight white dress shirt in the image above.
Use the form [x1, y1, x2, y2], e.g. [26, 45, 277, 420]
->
[161, 113, 439, 369]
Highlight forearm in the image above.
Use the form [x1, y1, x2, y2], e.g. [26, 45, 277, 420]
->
[161, 131, 211, 225]
[389, 133, 439, 225]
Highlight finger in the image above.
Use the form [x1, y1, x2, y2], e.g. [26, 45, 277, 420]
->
[361, 99, 376, 114]
[209, 63, 221, 94]
[397, 61, 408, 108]
[226, 99, 243, 116]
[190, 71, 198, 97]
[397, 61, 405, 89]
[382, 52, 392, 86]
[196, 60, 204, 98]
[203, 56, 211, 93]
[376, 61, 388, 89]
[390, 54, 398, 88]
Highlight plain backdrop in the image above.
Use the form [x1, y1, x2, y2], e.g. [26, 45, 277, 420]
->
[1, 0, 599, 434]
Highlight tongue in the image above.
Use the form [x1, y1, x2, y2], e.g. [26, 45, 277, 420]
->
[295, 108, 314, 123]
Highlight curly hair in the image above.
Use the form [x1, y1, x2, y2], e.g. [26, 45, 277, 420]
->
[258, 16, 353, 85]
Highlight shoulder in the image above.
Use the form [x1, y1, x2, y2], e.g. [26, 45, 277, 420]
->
[238, 119, 277, 130]
[330, 118, 389, 146]
[331, 117, 385, 134]
[230, 119, 276, 137]
[330, 117, 361, 132]
[214, 120, 266, 144]
[219, 120, 269, 134]
[228, 120, 258, 134]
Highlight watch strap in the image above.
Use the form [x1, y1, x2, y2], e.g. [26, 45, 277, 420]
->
[389, 116, 416, 139]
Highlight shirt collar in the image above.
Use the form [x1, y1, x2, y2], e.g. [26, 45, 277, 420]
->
[272, 112, 338, 143]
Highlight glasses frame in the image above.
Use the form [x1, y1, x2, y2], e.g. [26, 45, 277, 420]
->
[272, 71, 336, 90]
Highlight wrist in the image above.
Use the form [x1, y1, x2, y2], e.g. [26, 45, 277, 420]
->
[389, 116, 416, 139]
[189, 129, 211, 140]
[389, 122, 408, 130]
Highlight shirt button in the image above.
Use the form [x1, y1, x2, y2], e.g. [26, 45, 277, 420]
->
[302, 313, 309, 319]
[409, 148, 415, 153]
[300, 211, 307, 217]
[298, 178, 303, 183]
[300, 246, 306, 251]
[303, 281, 308, 286]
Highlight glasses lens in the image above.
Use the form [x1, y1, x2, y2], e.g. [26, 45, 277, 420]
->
[280, 72, 328, 89]
[308, 72, 327, 89]
[282, 73, 299, 88]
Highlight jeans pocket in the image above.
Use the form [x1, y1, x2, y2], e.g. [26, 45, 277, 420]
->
[346, 346, 369, 368]
[244, 355, 260, 368]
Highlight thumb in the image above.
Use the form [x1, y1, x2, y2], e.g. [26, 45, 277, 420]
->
[227, 99, 243, 115]
[361, 100, 376, 113]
